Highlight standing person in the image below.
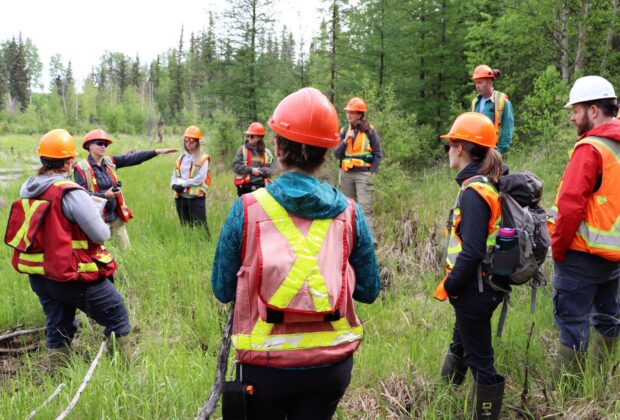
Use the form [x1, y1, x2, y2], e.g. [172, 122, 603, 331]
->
[470, 64, 514, 156]
[170, 125, 212, 238]
[434, 113, 506, 419]
[212, 87, 380, 420]
[232, 122, 276, 196]
[333, 97, 382, 242]
[4, 129, 131, 367]
[73, 128, 176, 249]
[548, 76, 619, 381]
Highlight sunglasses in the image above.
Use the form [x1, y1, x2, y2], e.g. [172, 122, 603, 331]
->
[94, 141, 109, 147]
[443, 141, 457, 153]
[184, 137, 198, 143]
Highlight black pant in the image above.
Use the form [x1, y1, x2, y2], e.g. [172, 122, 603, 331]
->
[175, 196, 210, 238]
[240, 355, 353, 420]
[236, 183, 265, 197]
[448, 285, 503, 385]
[29, 275, 131, 349]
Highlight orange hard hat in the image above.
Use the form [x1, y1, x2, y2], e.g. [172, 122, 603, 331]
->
[343, 97, 368, 113]
[83, 129, 113, 150]
[37, 129, 78, 159]
[471, 64, 495, 81]
[245, 122, 266, 136]
[184, 125, 202, 140]
[440, 112, 497, 148]
[268, 87, 339, 148]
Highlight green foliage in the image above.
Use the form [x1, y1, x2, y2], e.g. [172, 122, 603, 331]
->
[207, 108, 239, 162]
[516, 65, 571, 150]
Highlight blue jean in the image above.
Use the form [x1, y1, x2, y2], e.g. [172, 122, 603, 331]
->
[553, 250, 620, 352]
[29, 275, 131, 349]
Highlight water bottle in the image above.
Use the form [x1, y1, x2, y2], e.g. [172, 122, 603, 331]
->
[496, 228, 517, 251]
[493, 227, 519, 276]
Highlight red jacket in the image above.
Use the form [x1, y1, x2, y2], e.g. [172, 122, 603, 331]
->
[552, 118, 620, 261]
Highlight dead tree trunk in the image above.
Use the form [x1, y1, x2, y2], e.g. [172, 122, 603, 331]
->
[574, 0, 590, 75]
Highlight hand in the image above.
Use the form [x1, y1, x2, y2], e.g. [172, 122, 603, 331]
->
[104, 188, 120, 199]
[251, 168, 262, 176]
[156, 148, 178, 154]
[172, 184, 185, 193]
[346, 129, 355, 139]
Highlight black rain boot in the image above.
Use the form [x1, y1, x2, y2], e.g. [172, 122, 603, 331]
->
[471, 375, 504, 420]
[591, 332, 617, 370]
[441, 351, 468, 385]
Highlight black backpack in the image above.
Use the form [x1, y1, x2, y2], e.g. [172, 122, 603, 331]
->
[476, 172, 551, 336]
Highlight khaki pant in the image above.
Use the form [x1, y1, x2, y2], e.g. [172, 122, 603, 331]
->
[339, 170, 375, 241]
[107, 218, 130, 250]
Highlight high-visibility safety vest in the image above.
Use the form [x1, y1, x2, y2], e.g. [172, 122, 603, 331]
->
[232, 188, 363, 367]
[340, 124, 374, 171]
[174, 153, 211, 197]
[4, 179, 116, 282]
[547, 136, 620, 261]
[471, 91, 508, 136]
[74, 156, 133, 222]
[444, 176, 501, 273]
[233, 146, 273, 186]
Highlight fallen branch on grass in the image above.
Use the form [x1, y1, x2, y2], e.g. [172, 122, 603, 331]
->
[25, 383, 66, 420]
[0, 343, 41, 353]
[197, 302, 235, 420]
[55, 340, 106, 420]
[0, 327, 45, 342]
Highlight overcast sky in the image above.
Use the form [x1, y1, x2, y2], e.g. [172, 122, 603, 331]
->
[0, 0, 323, 92]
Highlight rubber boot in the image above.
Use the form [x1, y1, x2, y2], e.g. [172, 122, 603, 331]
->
[471, 375, 504, 420]
[48, 346, 70, 370]
[552, 343, 585, 389]
[441, 352, 468, 385]
[591, 333, 618, 370]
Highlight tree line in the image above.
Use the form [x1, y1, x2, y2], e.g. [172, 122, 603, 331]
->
[0, 0, 618, 168]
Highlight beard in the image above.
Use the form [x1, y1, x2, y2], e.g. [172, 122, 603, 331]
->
[575, 115, 594, 136]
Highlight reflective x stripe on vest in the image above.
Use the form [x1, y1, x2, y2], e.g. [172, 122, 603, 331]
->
[549, 136, 620, 260]
[471, 91, 507, 135]
[255, 188, 334, 312]
[445, 177, 501, 271]
[6, 199, 48, 250]
[341, 125, 373, 171]
[233, 188, 363, 352]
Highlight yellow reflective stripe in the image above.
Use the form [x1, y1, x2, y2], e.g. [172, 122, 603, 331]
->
[17, 264, 44, 275]
[78, 262, 98, 272]
[72, 240, 89, 249]
[52, 179, 72, 186]
[19, 253, 43, 262]
[7, 199, 47, 249]
[234, 317, 363, 351]
[253, 189, 333, 312]
[95, 253, 113, 263]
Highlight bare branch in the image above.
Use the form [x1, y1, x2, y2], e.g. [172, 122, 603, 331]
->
[0, 327, 45, 342]
[197, 302, 235, 420]
[55, 341, 107, 420]
[25, 383, 66, 420]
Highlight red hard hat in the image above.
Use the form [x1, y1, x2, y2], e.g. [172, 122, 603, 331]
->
[440, 112, 497, 148]
[245, 122, 266, 136]
[268, 87, 339, 148]
[343, 97, 368, 113]
[83, 129, 113, 150]
[471, 64, 495, 81]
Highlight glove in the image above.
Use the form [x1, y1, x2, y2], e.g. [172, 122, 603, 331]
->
[172, 184, 185, 193]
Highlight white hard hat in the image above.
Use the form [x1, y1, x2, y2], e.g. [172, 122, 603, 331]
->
[565, 75, 617, 108]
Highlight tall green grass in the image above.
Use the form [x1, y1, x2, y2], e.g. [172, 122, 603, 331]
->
[0, 132, 617, 419]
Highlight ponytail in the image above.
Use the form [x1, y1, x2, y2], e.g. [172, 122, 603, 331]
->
[479, 148, 503, 182]
[459, 141, 503, 182]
